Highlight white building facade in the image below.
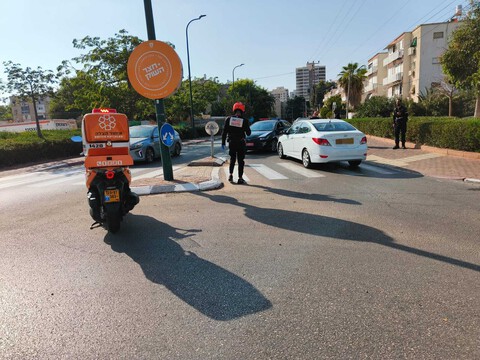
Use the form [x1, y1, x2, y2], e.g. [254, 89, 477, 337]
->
[295, 62, 326, 99]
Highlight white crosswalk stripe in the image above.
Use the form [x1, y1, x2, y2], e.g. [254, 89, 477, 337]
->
[276, 162, 325, 177]
[247, 164, 288, 180]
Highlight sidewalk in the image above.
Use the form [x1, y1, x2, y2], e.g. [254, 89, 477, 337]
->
[366, 136, 480, 184]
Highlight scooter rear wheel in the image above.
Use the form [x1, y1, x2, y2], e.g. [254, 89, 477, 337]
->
[106, 211, 121, 233]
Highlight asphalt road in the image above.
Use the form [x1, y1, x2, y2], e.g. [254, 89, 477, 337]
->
[1, 144, 479, 359]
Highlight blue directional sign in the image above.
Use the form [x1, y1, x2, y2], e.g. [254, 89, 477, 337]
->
[160, 123, 175, 147]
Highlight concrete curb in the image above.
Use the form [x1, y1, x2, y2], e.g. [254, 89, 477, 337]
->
[131, 159, 225, 195]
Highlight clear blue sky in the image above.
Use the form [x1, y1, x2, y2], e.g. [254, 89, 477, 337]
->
[0, 0, 466, 98]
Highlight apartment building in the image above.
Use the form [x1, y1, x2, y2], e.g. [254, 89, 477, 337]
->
[408, 21, 460, 101]
[382, 20, 460, 101]
[295, 62, 326, 99]
[270, 86, 289, 118]
[10, 96, 50, 122]
[363, 52, 388, 100]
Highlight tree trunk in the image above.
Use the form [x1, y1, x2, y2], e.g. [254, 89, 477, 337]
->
[448, 96, 453, 117]
[31, 96, 44, 139]
[475, 94, 480, 118]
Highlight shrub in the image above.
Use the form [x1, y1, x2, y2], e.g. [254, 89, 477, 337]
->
[349, 116, 480, 152]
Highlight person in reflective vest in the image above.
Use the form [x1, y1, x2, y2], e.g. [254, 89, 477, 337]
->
[221, 102, 251, 184]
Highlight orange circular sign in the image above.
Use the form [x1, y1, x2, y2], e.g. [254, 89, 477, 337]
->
[127, 40, 183, 99]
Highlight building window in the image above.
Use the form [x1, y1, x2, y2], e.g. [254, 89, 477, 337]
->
[433, 32, 444, 39]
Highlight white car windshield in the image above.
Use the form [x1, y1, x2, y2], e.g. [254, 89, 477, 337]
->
[313, 122, 356, 132]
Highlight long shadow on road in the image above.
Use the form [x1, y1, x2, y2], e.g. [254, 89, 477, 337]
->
[105, 214, 272, 321]
[196, 192, 479, 273]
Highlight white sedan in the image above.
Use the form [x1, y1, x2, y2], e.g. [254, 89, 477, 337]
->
[277, 119, 367, 168]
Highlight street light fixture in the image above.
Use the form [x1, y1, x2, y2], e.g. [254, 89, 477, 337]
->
[186, 14, 206, 138]
[232, 63, 244, 89]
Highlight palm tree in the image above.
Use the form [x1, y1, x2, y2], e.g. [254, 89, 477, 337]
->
[338, 63, 367, 111]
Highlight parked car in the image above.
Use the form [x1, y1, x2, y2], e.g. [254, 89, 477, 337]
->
[129, 125, 182, 163]
[277, 119, 367, 168]
[245, 119, 291, 152]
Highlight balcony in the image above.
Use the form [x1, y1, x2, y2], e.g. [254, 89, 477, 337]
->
[383, 72, 403, 86]
[407, 47, 416, 56]
[366, 66, 378, 76]
[383, 49, 404, 66]
[364, 83, 377, 92]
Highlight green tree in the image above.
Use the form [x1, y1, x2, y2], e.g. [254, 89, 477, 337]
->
[313, 80, 337, 109]
[1, 61, 57, 138]
[228, 79, 275, 120]
[58, 29, 153, 119]
[355, 96, 394, 117]
[337, 63, 367, 111]
[441, 1, 480, 117]
[0, 104, 12, 121]
[164, 77, 221, 124]
[320, 95, 343, 118]
[285, 96, 307, 121]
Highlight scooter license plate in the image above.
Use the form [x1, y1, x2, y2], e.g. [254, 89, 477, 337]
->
[104, 189, 120, 203]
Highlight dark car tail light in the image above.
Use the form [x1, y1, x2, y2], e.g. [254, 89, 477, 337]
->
[312, 138, 331, 146]
[361, 136, 367, 144]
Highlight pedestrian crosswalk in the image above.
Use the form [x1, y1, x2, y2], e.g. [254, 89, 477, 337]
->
[0, 160, 401, 191]
[223, 161, 396, 183]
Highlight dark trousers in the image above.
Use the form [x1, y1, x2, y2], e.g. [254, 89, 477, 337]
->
[394, 121, 407, 146]
[229, 140, 246, 178]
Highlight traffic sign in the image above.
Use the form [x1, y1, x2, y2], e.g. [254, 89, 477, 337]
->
[160, 123, 175, 147]
[127, 40, 183, 99]
[205, 121, 219, 136]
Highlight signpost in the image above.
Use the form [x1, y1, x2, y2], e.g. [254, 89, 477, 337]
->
[205, 121, 219, 158]
[135, 0, 183, 181]
[160, 123, 175, 147]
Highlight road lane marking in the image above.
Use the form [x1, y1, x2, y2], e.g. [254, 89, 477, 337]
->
[247, 164, 288, 180]
[276, 162, 325, 178]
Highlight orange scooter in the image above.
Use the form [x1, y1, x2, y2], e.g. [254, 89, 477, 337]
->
[81, 108, 139, 233]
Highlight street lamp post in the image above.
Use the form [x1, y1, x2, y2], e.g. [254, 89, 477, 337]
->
[232, 63, 244, 89]
[186, 14, 206, 138]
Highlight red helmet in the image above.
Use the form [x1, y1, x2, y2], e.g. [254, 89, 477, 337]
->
[232, 102, 245, 113]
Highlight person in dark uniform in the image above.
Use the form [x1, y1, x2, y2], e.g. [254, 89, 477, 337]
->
[222, 102, 251, 184]
[393, 98, 408, 149]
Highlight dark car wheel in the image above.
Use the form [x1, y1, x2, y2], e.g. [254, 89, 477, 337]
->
[348, 160, 362, 168]
[278, 143, 286, 159]
[145, 147, 155, 163]
[302, 149, 312, 168]
[270, 138, 278, 152]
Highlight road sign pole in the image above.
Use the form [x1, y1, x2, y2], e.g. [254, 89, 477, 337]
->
[143, 0, 173, 180]
[155, 100, 173, 180]
[211, 133, 214, 158]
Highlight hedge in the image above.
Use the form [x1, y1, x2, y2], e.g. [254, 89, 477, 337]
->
[348, 117, 480, 153]
[0, 130, 83, 168]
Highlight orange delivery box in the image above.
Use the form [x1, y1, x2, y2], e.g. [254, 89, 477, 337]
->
[81, 109, 134, 169]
